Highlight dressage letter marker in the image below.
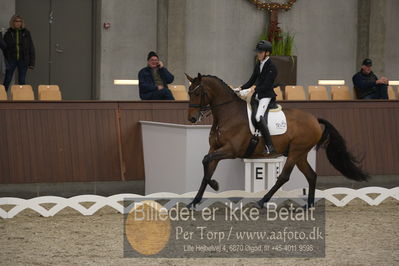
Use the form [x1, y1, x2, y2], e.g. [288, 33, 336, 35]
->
[253, 163, 266, 192]
[255, 167, 263, 180]
[244, 158, 285, 193]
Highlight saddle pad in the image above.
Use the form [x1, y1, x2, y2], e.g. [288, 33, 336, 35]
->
[247, 104, 287, 136]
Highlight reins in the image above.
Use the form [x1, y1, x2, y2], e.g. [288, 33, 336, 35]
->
[188, 84, 236, 112]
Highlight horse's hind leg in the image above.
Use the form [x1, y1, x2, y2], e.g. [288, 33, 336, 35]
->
[258, 151, 301, 207]
[296, 155, 317, 208]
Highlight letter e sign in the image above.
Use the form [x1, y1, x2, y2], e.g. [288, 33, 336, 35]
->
[255, 167, 263, 180]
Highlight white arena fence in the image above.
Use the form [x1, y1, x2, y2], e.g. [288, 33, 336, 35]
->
[0, 187, 398, 219]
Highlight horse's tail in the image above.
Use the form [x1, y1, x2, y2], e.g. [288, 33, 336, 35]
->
[317, 118, 369, 181]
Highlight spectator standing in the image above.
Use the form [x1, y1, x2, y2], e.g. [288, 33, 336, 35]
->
[2, 15, 35, 92]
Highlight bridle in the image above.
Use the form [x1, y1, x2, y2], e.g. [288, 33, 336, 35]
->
[188, 84, 211, 121]
[188, 83, 236, 121]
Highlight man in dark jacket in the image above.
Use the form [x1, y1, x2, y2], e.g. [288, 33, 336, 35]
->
[2, 15, 35, 91]
[138, 51, 175, 100]
[0, 32, 6, 50]
[235, 40, 278, 154]
[0, 32, 6, 77]
[352, 58, 388, 99]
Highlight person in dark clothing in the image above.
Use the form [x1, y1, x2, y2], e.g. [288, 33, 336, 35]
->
[1, 15, 35, 92]
[234, 40, 278, 154]
[0, 32, 6, 50]
[352, 58, 388, 100]
[0, 32, 6, 76]
[138, 51, 175, 100]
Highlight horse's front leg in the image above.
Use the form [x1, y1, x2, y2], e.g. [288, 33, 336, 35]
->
[188, 148, 233, 208]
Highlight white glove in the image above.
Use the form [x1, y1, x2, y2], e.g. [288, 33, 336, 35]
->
[232, 87, 241, 92]
[239, 89, 251, 97]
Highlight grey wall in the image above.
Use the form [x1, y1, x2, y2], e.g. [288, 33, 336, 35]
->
[384, 0, 399, 80]
[0, 0, 14, 29]
[0, 0, 15, 81]
[369, 0, 386, 76]
[99, 0, 157, 100]
[168, 0, 187, 85]
[185, 0, 266, 88]
[279, 0, 358, 88]
[96, 0, 398, 100]
[4, 0, 396, 99]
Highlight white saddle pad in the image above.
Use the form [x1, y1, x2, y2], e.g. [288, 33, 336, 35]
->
[247, 104, 287, 136]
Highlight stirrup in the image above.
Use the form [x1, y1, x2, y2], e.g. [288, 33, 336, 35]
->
[264, 145, 276, 155]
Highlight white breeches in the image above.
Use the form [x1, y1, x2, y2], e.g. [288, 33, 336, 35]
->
[255, 97, 271, 122]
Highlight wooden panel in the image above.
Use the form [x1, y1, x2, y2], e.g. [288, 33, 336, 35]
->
[0, 101, 398, 184]
[120, 108, 153, 180]
[0, 102, 121, 183]
[280, 101, 399, 176]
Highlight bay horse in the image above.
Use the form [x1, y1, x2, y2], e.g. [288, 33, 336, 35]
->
[185, 73, 368, 208]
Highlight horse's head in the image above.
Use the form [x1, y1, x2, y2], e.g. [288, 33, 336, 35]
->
[185, 73, 211, 123]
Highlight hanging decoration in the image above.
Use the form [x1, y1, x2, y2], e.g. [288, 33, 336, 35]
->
[246, 0, 297, 45]
[247, 0, 297, 11]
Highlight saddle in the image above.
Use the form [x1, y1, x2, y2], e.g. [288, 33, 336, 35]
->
[234, 87, 287, 158]
[241, 89, 287, 136]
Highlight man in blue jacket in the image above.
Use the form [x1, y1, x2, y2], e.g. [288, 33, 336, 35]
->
[352, 58, 388, 99]
[138, 51, 175, 100]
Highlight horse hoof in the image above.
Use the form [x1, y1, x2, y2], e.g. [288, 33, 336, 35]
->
[209, 179, 219, 191]
[247, 201, 262, 209]
[187, 199, 199, 209]
[301, 204, 315, 211]
[257, 200, 265, 209]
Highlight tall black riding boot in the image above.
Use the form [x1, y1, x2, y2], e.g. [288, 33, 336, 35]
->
[258, 115, 276, 154]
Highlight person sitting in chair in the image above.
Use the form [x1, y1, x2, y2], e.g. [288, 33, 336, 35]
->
[352, 58, 389, 100]
[138, 51, 175, 100]
[234, 40, 278, 154]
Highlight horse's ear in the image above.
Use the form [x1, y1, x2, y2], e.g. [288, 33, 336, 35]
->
[185, 73, 194, 82]
[197, 73, 202, 81]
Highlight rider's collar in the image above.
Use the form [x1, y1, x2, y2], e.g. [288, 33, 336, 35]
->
[260, 57, 270, 65]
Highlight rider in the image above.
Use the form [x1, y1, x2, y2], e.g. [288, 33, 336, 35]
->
[235, 40, 277, 154]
